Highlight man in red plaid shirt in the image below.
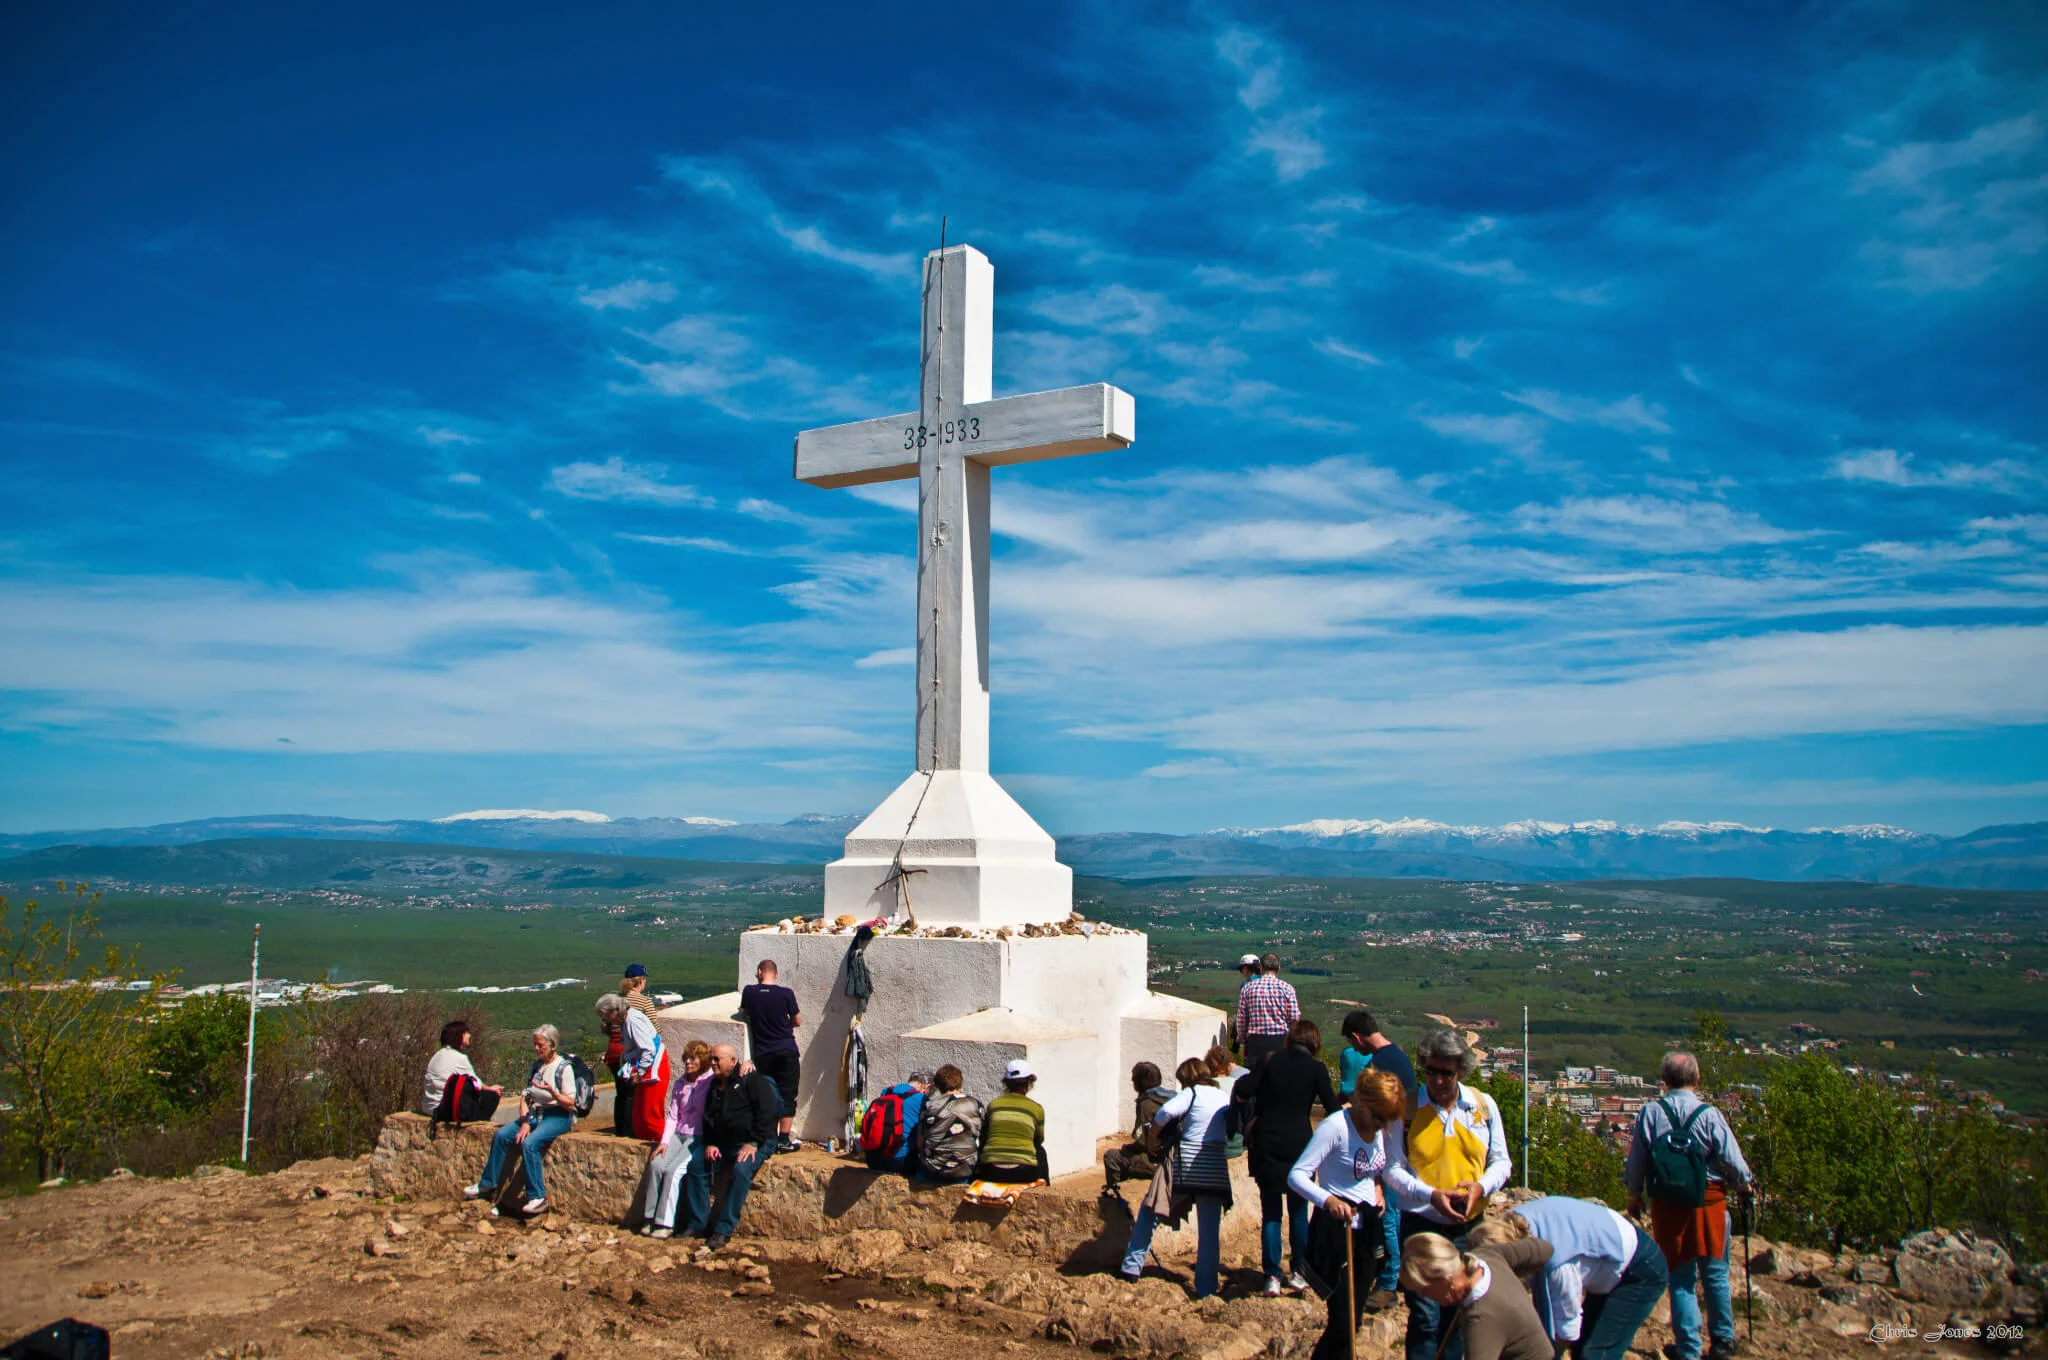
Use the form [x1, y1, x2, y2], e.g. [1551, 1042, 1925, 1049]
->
[1233, 952, 1300, 1067]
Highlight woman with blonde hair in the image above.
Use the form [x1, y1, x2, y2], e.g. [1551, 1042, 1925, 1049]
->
[1286, 1069, 1407, 1360]
[639, 1038, 715, 1238]
[1401, 1230, 1554, 1360]
[1466, 1196, 1668, 1360]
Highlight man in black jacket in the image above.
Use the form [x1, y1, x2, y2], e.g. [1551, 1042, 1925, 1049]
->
[700, 1042, 779, 1249]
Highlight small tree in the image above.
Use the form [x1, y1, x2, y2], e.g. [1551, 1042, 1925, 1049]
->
[1479, 1073, 1627, 1207]
[0, 883, 157, 1181]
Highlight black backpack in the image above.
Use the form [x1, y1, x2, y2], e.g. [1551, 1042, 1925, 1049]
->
[1645, 1096, 1712, 1207]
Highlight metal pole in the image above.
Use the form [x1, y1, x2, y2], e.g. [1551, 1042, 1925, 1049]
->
[1344, 1219, 1357, 1360]
[1522, 1004, 1530, 1191]
[239, 923, 260, 1165]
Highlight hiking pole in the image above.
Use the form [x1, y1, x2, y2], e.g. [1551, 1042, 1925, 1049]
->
[1345, 1219, 1357, 1360]
[1743, 1183, 1753, 1343]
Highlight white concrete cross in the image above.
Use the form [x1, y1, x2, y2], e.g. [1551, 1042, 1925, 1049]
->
[795, 244, 1135, 774]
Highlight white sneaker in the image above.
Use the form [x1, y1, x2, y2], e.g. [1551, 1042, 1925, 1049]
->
[650, 1227, 674, 1239]
[1288, 1273, 1310, 1294]
[1262, 1277, 1284, 1298]
[462, 1183, 483, 1200]
[521, 1197, 548, 1215]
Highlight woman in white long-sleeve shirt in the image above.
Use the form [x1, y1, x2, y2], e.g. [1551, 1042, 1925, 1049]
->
[1120, 1056, 1234, 1298]
[1468, 1195, 1668, 1360]
[1287, 1069, 1409, 1360]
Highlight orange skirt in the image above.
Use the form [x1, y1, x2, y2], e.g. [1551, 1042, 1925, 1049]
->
[1650, 1180, 1727, 1268]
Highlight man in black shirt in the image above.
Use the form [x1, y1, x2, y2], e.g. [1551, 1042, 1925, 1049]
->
[698, 1042, 779, 1249]
[740, 959, 803, 1152]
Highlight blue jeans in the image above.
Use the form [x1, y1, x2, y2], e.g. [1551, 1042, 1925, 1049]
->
[479, 1110, 573, 1202]
[1379, 1205, 1402, 1291]
[1122, 1196, 1225, 1297]
[1578, 1227, 1670, 1360]
[705, 1141, 773, 1238]
[1258, 1175, 1309, 1281]
[1666, 1208, 1735, 1359]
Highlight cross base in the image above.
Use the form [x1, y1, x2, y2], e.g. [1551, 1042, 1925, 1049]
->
[822, 770, 1073, 929]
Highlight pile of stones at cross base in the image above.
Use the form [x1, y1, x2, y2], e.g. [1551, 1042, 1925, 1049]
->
[760, 910, 1131, 940]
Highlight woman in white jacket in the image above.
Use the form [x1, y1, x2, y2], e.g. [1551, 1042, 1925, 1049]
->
[1287, 1069, 1409, 1360]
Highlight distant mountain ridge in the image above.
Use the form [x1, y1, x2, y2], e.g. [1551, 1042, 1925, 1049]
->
[3, 812, 2044, 889]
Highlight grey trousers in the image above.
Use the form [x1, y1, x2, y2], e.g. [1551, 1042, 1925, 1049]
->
[643, 1135, 699, 1229]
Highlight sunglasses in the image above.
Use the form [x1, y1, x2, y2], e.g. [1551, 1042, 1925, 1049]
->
[1424, 1065, 1461, 1078]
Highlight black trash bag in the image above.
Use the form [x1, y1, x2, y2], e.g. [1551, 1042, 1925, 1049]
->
[3, 1318, 110, 1360]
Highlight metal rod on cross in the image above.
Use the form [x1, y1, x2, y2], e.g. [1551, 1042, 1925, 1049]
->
[239, 923, 260, 1165]
[1522, 1003, 1530, 1191]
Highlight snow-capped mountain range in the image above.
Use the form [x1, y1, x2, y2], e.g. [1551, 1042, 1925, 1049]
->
[1, 810, 2042, 889]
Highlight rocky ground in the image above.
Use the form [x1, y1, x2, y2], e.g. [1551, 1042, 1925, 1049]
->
[0, 1156, 2036, 1359]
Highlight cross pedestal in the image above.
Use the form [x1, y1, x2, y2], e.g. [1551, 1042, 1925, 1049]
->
[657, 243, 1225, 1178]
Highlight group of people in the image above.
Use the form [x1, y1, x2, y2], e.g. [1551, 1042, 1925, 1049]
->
[418, 951, 1755, 1360]
[415, 960, 803, 1249]
[1084, 954, 1756, 1360]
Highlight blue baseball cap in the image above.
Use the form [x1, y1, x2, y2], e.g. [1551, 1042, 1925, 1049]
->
[623, 963, 648, 978]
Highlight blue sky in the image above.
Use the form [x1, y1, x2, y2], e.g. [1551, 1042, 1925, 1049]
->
[3, 1, 2045, 836]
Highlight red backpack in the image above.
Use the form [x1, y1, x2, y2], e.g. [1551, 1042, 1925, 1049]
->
[859, 1089, 911, 1158]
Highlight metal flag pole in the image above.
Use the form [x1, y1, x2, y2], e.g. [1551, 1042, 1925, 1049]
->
[239, 923, 260, 1165]
[1521, 1004, 1530, 1190]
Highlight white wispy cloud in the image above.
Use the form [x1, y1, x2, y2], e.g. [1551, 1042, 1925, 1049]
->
[549, 456, 712, 507]
[1215, 25, 1327, 182]
[772, 219, 916, 281]
[1832, 447, 2040, 493]
[1515, 496, 1802, 551]
[578, 278, 678, 311]
[1419, 412, 1544, 453]
[1504, 388, 1672, 435]
[1314, 338, 1383, 366]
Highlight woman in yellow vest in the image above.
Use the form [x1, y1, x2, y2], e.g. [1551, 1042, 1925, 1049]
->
[1384, 1028, 1513, 1360]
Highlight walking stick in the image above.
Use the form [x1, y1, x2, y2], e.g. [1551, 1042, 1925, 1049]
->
[1743, 1184, 1753, 1344]
[1345, 1220, 1357, 1360]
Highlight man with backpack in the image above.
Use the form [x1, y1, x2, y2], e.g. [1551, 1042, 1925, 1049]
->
[861, 1070, 931, 1173]
[699, 1042, 781, 1250]
[1625, 1052, 1754, 1360]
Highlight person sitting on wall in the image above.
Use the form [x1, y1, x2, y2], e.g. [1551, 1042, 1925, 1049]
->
[974, 1059, 1050, 1184]
[464, 1024, 579, 1217]
[697, 1042, 781, 1251]
[639, 1038, 715, 1239]
[1101, 1061, 1173, 1200]
[423, 1018, 502, 1124]
[861, 1069, 931, 1173]
[915, 1064, 983, 1183]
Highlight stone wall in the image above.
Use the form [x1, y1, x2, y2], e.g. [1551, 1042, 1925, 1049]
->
[370, 1112, 1262, 1272]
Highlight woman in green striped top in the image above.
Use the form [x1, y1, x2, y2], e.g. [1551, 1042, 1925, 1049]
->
[974, 1058, 1050, 1183]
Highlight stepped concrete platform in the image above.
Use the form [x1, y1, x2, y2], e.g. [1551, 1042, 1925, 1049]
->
[370, 1112, 1259, 1272]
